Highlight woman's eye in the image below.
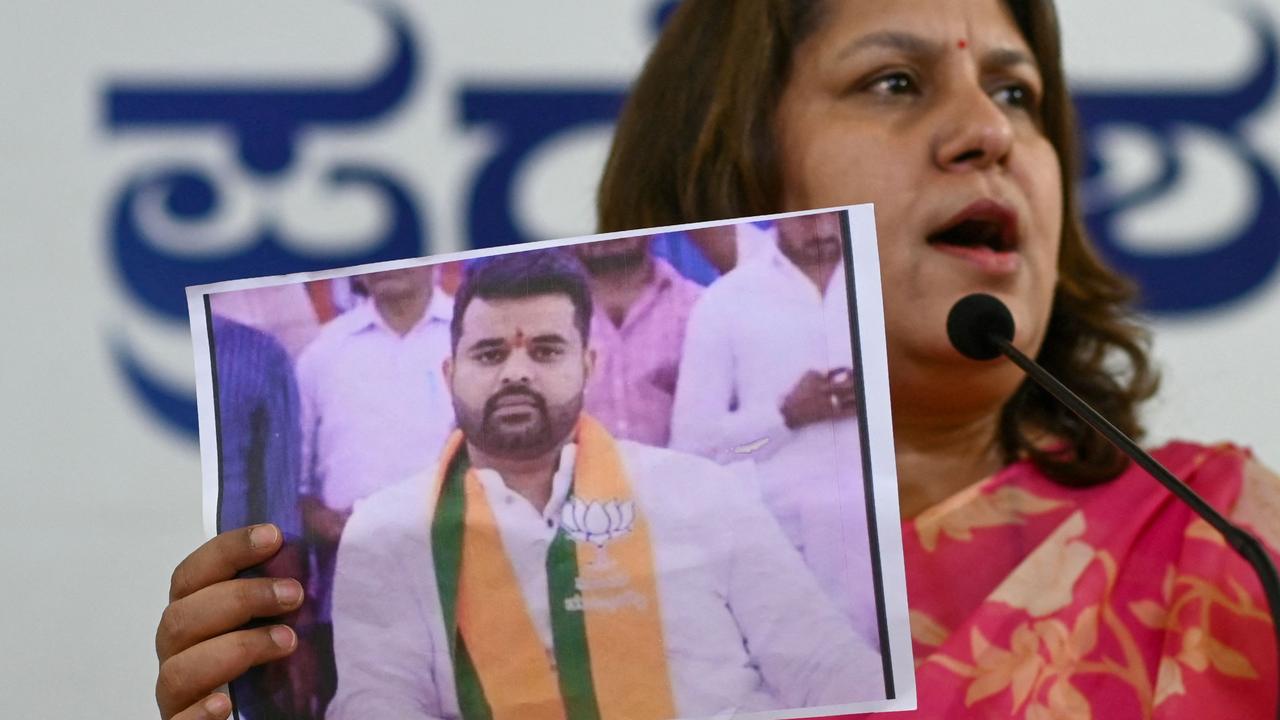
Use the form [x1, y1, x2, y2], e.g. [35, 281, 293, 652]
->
[992, 83, 1037, 112]
[867, 71, 918, 96]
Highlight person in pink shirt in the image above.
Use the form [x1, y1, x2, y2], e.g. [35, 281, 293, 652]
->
[574, 235, 703, 447]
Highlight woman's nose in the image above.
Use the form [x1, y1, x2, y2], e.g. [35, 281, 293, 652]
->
[932, 83, 1016, 173]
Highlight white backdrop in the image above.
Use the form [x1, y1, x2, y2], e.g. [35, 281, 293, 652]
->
[1, 1, 1278, 716]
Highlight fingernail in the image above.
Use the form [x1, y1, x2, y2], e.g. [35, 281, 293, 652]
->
[204, 693, 231, 716]
[273, 580, 303, 607]
[249, 524, 278, 549]
[270, 625, 296, 650]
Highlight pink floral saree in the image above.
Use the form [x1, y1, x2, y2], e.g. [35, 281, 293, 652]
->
[856, 441, 1280, 719]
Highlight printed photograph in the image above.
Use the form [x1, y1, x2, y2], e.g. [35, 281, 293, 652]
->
[188, 206, 913, 719]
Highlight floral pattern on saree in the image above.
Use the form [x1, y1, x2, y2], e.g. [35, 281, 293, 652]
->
[857, 442, 1278, 720]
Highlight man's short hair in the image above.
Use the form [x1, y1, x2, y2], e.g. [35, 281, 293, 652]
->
[450, 248, 594, 352]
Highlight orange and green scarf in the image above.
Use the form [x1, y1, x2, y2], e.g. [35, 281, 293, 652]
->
[431, 415, 676, 720]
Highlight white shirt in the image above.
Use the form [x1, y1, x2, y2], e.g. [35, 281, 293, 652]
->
[669, 242, 879, 646]
[733, 220, 776, 267]
[328, 439, 883, 720]
[471, 449, 575, 652]
[297, 293, 455, 511]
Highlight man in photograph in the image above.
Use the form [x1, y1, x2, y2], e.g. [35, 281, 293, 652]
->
[297, 265, 456, 537]
[294, 263, 456, 706]
[669, 211, 877, 645]
[574, 235, 703, 447]
[327, 249, 882, 720]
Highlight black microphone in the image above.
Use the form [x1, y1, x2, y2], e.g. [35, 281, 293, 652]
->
[948, 292, 1280, 718]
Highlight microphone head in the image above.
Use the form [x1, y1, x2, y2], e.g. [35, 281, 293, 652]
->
[947, 293, 1016, 361]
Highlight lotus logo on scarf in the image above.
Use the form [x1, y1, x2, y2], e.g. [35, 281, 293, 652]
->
[560, 497, 636, 548]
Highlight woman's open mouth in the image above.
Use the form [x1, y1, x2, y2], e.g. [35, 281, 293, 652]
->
[927, 199, 1021, 274]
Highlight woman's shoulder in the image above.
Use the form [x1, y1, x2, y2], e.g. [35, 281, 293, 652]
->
[1148, 439, 1279, 551]
[1232, 451, 1280, 552]
[1146, 438, 1250, 467]
[1128, 439, 1253, 494]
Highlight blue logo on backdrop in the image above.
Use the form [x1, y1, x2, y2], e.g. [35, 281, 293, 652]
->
[103, 7, 424, 435]
[463, 88, 624, 249]
[1075, 10, 1280, 314]
[458, 1, 672, 249]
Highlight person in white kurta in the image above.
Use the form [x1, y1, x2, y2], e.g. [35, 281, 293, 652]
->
[669, 212, 879, 647]
[327, 437, 883, 719]
[297, 276, 456, 514]
[296, 266, 455, 627]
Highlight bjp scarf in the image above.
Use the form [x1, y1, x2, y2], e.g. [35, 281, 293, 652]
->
[430, 415, 677, 720]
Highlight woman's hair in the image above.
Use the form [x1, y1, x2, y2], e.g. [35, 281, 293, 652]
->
[598, 0, 1158, 485]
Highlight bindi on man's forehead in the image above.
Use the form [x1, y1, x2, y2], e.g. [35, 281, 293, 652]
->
[957, 38, 968, 49]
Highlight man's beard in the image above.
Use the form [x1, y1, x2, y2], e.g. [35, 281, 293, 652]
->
[455, 386, 582, 460]
[577, 244, 648, 276]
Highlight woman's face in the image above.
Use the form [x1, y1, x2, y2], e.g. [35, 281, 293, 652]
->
[775, 0, 1062, 417]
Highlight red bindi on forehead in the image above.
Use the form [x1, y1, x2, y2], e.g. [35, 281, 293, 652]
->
[957, 39, 968, 49]
[510, 329, 527, 349]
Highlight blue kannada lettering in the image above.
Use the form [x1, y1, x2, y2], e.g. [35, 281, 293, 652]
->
[103, 7, 425, 437]
[462, 87, 625, 249]
[459, 0, 675, 250]
[108, 165, 424, 322]
[105, 9, 417, 176]
[1074, 9, 1280, 313]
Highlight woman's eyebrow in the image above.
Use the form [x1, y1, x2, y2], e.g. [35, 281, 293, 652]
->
[836, 31, 940, 61]
[982, 47, 1039, 74]
[836, 31, 1037, 74]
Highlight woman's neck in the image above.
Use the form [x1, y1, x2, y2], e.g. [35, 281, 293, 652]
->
[894, 410, 1005, 521]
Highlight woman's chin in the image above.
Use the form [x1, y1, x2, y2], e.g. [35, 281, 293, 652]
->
[888, 337, 1027, 415]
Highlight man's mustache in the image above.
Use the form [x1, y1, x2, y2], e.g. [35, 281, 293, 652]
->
[483, 386, 548, 418]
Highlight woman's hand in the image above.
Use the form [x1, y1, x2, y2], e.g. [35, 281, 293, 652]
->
[156, 524, 305, 719]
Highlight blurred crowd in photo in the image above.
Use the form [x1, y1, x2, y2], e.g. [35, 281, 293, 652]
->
[207, 212, 877, 719]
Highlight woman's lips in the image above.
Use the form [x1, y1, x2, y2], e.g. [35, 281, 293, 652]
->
[930, 242, 1022, 274]
[927, 199, 1022, 275]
